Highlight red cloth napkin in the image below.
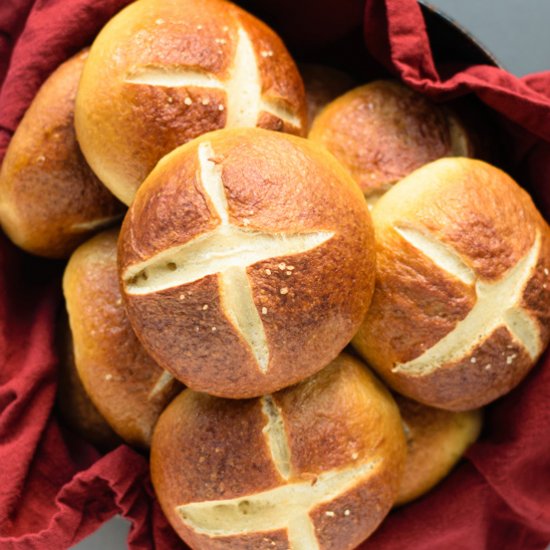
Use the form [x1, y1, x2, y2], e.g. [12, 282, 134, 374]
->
[1, 0, 549, 548]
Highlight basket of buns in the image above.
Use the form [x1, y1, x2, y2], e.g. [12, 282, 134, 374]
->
[1, 0, 549, 548]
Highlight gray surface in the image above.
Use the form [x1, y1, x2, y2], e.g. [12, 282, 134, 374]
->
[73, 1, 548, 548]
[70, 516, 130, 550]
[429, 0, 550, 76]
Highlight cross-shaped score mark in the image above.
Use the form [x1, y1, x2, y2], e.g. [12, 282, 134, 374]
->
[392, 226, 542, 376]
[123, 141, 334, 373]
[124, 26, 301, 130]
[175, 396, 379, 549]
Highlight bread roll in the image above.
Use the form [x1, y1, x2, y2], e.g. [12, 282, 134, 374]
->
[63, 228, 182, 448]
[118, 128, 375, 398]
[395, 395, 482, 505]
[56, 313, 121, 450]
[299, 63, 355, 130]
[308, 81, 472, 206]
[75, 0, 307, 205]
[151, 354, 407, 549]
[0, 50, 124, 258]
[353, 158, 550, 410]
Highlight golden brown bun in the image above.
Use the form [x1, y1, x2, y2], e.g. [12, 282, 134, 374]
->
[299, 63, 355, 131]
[395, 395, 482, 505]
[63, 228, 182, 448]
[151, 354, 407, 549]
[118, 128, 376, 398]
[0, 49, 124, 259]
[75, 0, 307, 206]
[308, 81, 473, 206]
[56, 312, 121, 450]
[353, 158, 550, 410]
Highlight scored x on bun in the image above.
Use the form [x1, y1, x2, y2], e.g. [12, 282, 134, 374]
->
[151, 354, 407, 549]
[118, 128, 376, 398]
[75, 0, 307, 205]
[353, 157, 550, 411]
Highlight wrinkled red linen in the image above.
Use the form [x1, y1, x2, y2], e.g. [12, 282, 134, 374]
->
[0, 0, 549, 548]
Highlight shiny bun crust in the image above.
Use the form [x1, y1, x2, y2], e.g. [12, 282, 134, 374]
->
[395, 395, 482, 505]
[151, 354, 407, 549]
[308, 81, 472, 206]
[0, 50, 124, 258]
[75, 0, 307, 205]
[63, 228, 182, 448]
[118, 128, 375, 398]
[353, 158, 550, 410]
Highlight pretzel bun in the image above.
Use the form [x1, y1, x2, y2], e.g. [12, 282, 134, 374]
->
[75, 0, 307, 206]
[299, 63, 355, 131]
[308, 81, 472, 206]
[63, 228, 182, 448]
[395, 395, 482, 505]
[56, 313, 121, 450]
[151, 354, 407, 549]
[118, 128, 375, 398]
[0, 50, 124, 258]
[353, 158, 550, 410]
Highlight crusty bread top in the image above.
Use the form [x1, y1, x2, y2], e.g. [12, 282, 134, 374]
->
[75, 0, 306, 205]
[309, 81, 472, 205]
[118, 128, 375, 398]
[151, 354, 406, 549]
[0, 49, 124, 258]
[353, 158, 550, 410]
[63, 228, 182, 448]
